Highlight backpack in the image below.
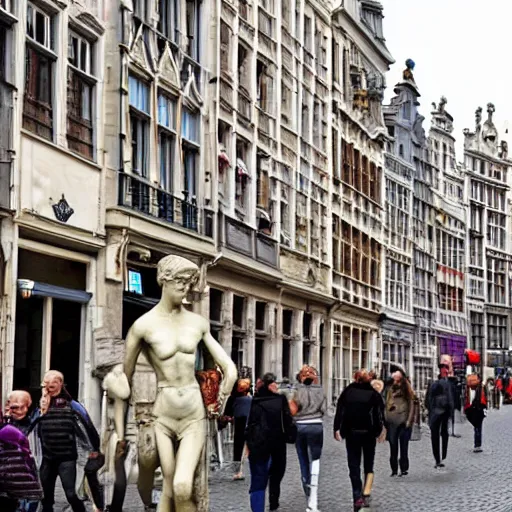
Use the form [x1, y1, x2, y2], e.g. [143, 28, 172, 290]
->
[342, 395, 381, 437]
[245, 402, 272, 455]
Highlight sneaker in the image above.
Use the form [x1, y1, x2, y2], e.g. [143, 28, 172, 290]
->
[362, 495, 371, 507]
[399, 471, 408, 476]
[435, 462, 445, 468]
[474, 447, 483, 453]
[390, 471, 398, 477]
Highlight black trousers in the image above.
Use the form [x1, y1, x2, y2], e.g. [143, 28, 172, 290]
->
[85, 460, 105, 510]
[345, 433, 376, 501]
[40, 459, 86, 512]
[430, 412, 450, 464]
[233, 416, 248, 463]
[0, 497, 17, 512]
[387, 423, 411, 473]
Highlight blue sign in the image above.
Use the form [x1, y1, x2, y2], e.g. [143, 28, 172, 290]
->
[128, 270, 143, 294]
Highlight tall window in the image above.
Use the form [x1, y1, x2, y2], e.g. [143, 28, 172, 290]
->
[158, 92, 177, 191]
[185, 0, 200, 61]
[24, 3, 55, 141]
[487, 211, 506, 250]
[129, 75, 150, 177]
[386, 259, 410, 312]
[303, 15, 312, 52]
[256, 156, 270, 211]
[470, 312, 484, 354]
[487, 257, 506, 305]
[182, 108, 199, 196]
[256, 60, 273, 114]
[67, 31, 95, 159]
[0, 23, 7, 82]
[487, 314, 507, 350]
[158, 0, 179, 43]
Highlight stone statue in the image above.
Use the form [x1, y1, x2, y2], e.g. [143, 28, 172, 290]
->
[403, 58, 415, 82]
[475, 107, 482, 131]
[104, 255, 237, 512]
[438, 96, 447, 113]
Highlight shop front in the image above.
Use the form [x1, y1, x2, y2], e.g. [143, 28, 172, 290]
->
[12, 243, 95, 407]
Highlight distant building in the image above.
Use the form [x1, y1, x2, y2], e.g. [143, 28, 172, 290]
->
[464, 104, 511, 370]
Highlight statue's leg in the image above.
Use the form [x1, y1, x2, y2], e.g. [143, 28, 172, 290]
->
[155, 426, 176, 512]
[173, 421, 206, 512]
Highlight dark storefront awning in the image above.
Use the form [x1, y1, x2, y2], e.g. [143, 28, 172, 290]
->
[17, 279, 92, 303]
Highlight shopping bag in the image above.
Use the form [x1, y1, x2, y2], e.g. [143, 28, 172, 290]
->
[410, 423, 421, 441]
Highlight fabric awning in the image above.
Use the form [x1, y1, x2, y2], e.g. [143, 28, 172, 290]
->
[17, 279, 92, 303]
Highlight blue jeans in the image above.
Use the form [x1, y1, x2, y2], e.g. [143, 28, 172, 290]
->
[474, 422, 483, 448]
[16, 501, 38, 512]
[295, 423, 323, 495]
[249, 444, 286, 512]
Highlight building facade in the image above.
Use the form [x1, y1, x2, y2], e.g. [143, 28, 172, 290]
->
[429, 99, 467, 374]
[464, 104, 511, 370]
[0, 0, 107, 419]
[382, 77, 417, 380]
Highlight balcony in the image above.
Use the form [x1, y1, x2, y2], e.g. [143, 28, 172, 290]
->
[0, 80, 13, 210]
[118, 173, 213, 236]
[219, 213, 279, 268]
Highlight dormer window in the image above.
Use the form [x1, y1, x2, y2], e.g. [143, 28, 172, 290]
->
[361, 3, 384, 39]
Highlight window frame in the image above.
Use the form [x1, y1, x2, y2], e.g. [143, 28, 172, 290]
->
[157, 92, 177, 192]
[128, 75, 151, 177]
[181, 106, 200, 197]
[66, 30, 97, 160]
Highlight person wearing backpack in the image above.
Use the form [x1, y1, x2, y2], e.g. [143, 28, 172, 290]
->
[333, 369, 384, 512]
[464, 374, 487, 453]
[425, 363, 455, 468]
[245, 373, 296, 512]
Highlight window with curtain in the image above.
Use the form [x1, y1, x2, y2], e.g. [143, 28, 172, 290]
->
[129, 76, 151, 176]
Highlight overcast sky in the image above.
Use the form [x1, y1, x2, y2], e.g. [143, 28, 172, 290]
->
[381, 0, 511, 159]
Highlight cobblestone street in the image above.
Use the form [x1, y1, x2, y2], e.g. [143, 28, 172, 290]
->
[56, 406, 512, 511]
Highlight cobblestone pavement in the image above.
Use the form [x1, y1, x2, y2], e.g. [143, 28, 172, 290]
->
[57, 406, 512, 511]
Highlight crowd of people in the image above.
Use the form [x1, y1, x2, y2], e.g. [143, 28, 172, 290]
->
[226, 362, 491, 512]
[0, 370, 103, 512]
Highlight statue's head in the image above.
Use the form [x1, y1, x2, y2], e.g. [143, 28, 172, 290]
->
[157, 255, 200, 304]
[7, 390, 32, 421]
[42, 370, 64, 398]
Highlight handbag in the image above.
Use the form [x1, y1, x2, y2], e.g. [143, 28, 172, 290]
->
[281, 408, 297, 444]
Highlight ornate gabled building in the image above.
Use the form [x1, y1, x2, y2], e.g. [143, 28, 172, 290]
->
[381, 65, 418, 380]
[329, 0, 394, 399]
[464, 104, 511, 370]
[429, 98, 467, 375]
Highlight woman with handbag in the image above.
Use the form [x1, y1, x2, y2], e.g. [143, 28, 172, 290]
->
[289, 365, 326, 512]
[383, 364, 415, 477]
[245, 373, 296, 512]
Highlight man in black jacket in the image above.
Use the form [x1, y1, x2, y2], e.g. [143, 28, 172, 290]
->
[245, 373, 294, 512]
[425, 364, 455, 468]
[334, 369, 384, 512]
[31, 370, 103, 512]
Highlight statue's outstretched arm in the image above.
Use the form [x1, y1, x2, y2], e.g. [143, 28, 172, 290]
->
[202, 321, 237, 404]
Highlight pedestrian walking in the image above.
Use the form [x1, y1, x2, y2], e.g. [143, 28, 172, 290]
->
[333, 369, 384, 512]
[464, 374, 487, 453]
[0, 412, 43, 512]
[383, 364, 415, 477]
[29, 370, 103, 512]
[289, 365, 326, 512]
[224, 378, 253, 480]
[245, 372, 296, 512]
[4, 391, 41, 512]
[425, 363, 454, 468]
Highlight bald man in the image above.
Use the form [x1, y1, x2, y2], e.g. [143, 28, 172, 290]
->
[5, 390, 33, 435]
[29, 370, 102, 512]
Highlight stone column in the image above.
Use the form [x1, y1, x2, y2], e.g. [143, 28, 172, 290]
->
[323, 319, 334, 407]
[274, 304, 284, 379]
[311, 312, 323, 369]
[266, 302, 277, 375]
[292, 309, 304, 376]
[245, 297, 256, 373]
[220, 290, 234, 355]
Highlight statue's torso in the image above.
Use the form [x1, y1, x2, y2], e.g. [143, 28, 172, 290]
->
[137, 309, 206, 422]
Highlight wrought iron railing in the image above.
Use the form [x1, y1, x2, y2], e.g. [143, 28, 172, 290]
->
[118, 172, 202, 233]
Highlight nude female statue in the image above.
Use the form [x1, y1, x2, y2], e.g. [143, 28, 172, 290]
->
[104, 255, 237, 512]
